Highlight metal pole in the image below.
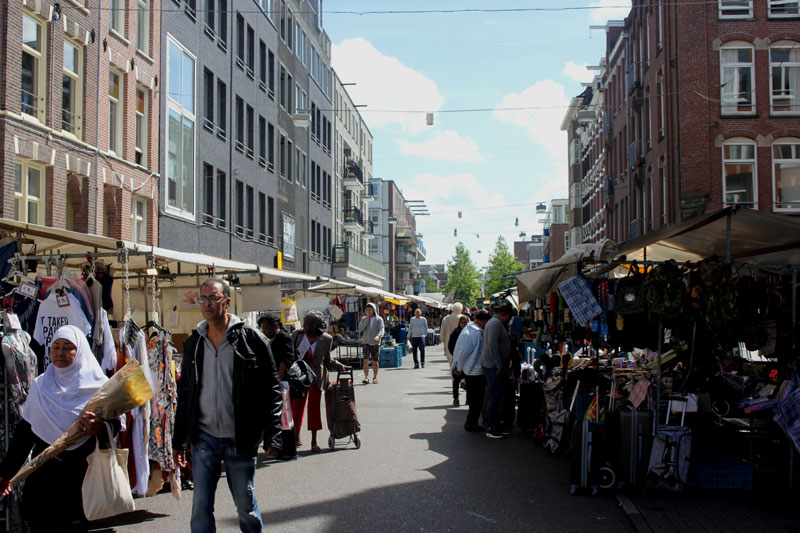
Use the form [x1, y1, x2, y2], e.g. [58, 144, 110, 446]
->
[656, 321, 663, 425]
[726, 213, 732, 263]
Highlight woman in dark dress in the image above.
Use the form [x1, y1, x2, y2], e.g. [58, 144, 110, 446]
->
[0, 325, 120, 532]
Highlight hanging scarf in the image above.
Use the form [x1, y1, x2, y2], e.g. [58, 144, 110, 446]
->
[21, 325, 107, 450]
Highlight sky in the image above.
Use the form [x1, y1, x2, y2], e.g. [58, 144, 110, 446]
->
[323, 0, 632, 269]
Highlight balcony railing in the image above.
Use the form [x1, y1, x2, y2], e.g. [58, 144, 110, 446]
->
[332, 245, 387, 278]
[417, 241, 426, 259]
[604, 176, 615, 199]
[362, 182, 377, 198]
[343, 206, 363, 227]
[344, 160, 363, 182]
[21, 89, 41, 117]
[397, 253, 419, 269]
[627, 140, 642, 170]
[625, 63, 640, 95]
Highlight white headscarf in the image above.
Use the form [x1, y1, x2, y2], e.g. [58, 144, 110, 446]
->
[22, 325, 107, 449]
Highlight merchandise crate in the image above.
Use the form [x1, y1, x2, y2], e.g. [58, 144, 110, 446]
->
[688, 458, 753, 490]
[379, 350, 401, 368]
[396, 344, 407, 357]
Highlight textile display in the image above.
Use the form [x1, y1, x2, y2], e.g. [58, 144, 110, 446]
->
[774, 384, 800, 454]
[148, 333, 178, 476]
[1, 327, 38, 419]
[557, 276, 602, 326]
[32, 291, 92, 370]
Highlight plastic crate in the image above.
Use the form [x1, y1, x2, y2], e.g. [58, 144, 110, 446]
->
[688, 458, 753, 490]
[379, 351, 401, 368]
[396, 344, 407, 357]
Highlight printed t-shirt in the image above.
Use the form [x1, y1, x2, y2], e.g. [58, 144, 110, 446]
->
[33, 291, 92, 369]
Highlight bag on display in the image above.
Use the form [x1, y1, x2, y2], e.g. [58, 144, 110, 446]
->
[614, 268, 646, 316]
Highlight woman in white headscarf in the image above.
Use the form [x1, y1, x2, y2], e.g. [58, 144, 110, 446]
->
[0, 325, 121, 532]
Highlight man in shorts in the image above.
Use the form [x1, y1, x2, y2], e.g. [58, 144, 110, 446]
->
[357, 302, 384, 383]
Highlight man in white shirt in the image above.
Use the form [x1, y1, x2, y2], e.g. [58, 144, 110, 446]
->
[452, 310, 491, 431]
[408, 308, 428, 368]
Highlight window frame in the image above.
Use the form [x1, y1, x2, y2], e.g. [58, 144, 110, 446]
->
[14, 160, 46, 225]
[722, 138, 758, 209]
[769, 0, 800, 17]
[21, 14, 47, 123]
[135, 86, 149, 167]
[720, 42, 756, 115]
[131, 196, 148, 244]
[719, 0, 753, 19]
[772, 138, 800, 212]
[165, 35, 197, 219]
[111, 0, 126, 37]
[769, 41, 800, 115]
[62, 39, 83, 139]
[136, 0, 150, 56]
[108, 68, 124, 156]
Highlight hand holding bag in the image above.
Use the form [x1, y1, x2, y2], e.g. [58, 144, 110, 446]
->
[82, 423, 135, 521]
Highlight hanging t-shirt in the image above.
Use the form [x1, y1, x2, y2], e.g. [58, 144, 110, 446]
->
[32, 290, 92, 369]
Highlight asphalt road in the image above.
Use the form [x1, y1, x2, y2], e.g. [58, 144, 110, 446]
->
[93, 344, 634, 532]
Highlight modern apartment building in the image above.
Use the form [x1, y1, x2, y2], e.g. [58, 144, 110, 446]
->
[542, 198, 570, 262]
[330, 72, 385, 287]
[158, 0, 334, 275]
[420, 263, 447, 290]
[514, 236, 544, 270]
[368, 179, 426, 294]
[568, 1, 800, 246]
[1, 0, 160, 244]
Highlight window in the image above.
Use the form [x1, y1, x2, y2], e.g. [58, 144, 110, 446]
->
[236, 13, 245, 65]
[279, 134, 286, 176]
[185, 0, 197, 19]
[723, 139, 757, 207]
[131, 197, 148, 244]
[311, 221, 316, 254]
[14, 160, 45, 225]
[660, 158, 668, 224]
[217, 170, 226, 228]
[216, 79, 226, 138]
[773, 140, 800, 211]
[268, 123, 275, 171]
[282, 213, 295, 261]
[109, 70, 124, 156]
[770, 42, 800, 114]
[259, 116, 267, 167]
[246, 186, 254, 238]
[218, 0, 228, 47]
[658, 74, 665, 136]
[235, 96, 244, 152]
[235, 180, 245, 235]
[657, 0, 663, 49]
[287, 8, 293, 50]
[203, 69, 214, 130]
[137, 0, 150, 55]
[280, 66, 286, 109]
[62, 41, 82, 137]
[21, 14, 46, 122]
[564, 232, 570, 252]
[246, 105, 254, 158]
[205, 0, 215, 34]
[719, 0, 751, 18]
[258, 193, 267, 242]
[295, 24, 302, 61]
[246, 25, 255, 77]
[295, 148, 301, 184]
[135, 87, 148, 166]
[295, 83, 307, 113]
[268, 50, 275, 98]
[720, 43, 755, 114]
[166, 37, 196, 217]
[301, 152, 307, 187]
[111, 0, 125, 35]
[259, 40, 267, 91]
[268, 196, 275, 242]
[287, 139, 293, 181]
[203, 163, 214, 223]
[769, 1, 800, 17]
[286, 73, 293, 112]
[280, 0, 286, 40]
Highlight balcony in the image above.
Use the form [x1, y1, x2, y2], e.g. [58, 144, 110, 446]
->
[625, 64, 640, 96]
[332, 245, 387, 280]
[604, 176, 615, 201]
[397, 252, 419, 271]
[343, 206, 364, 231]
[362, 182, 377, 200]
[417, 240, 426, 261]
[602, 113, 613, 140]
[627, 139, 643, 170]
[363, 220, 376, 239]
[396, 224, 417, 246]
[343, 160, 364, 191]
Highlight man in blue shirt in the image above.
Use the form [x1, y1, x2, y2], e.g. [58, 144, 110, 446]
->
[452, 310, 491, 431]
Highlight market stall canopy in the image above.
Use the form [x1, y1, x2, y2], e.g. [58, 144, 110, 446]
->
[516, 240, 617, 302]
[616, 207, 800, 266]
[292, 279, 361, 297]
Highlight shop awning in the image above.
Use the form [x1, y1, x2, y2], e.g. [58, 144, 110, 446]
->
[516, 240, 618, 302]
[616, 207, 800, 266]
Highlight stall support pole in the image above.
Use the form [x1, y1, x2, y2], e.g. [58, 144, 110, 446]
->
[791, 269, 797, 490]
[726, 213, 732, 263]
[656, 321, 663, 424]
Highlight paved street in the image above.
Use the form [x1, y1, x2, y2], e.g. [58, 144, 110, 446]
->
[93, 344, 632, 532]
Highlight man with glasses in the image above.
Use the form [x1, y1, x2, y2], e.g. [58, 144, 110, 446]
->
[173, 279, 282, 532]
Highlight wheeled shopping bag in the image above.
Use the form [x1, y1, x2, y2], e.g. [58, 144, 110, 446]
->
[328, 369, 361, 450]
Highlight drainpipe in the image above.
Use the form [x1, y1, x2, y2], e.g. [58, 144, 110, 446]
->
[93, 0, 102, 234]
[228, 16, 234, 261]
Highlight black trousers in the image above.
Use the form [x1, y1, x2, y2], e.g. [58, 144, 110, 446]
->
[464, 374, 487, 427]
[410, 337, 426, 365]
[452, 371, 463, 400]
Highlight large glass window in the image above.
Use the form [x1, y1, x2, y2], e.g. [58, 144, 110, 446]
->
[135, 87, 148, 166]
[21, 14, 46, 122]
[62, 41, 82, 137]
[719, 0, 752, 18]
[14, 160, 45, 225]
[769, 1, 800, 17]
[773, 140, 800, 211]
[131, 197, 148, 244]
[770, 42, 800, 114]
[723, 140, 757, 207]
[111, 0, 125, 35]
[137, 0, 150, 55]
[108, 70, 123, 156]
[166, 36, 196, 217]
[720, 43, 755, 114]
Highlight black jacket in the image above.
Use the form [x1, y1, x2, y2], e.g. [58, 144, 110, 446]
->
[270, 328, 296, 372]
[173, 320, 283, 455]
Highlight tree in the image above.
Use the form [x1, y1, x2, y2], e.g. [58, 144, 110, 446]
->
[444, 243, 481, 304]
[421, 275, 437, 292]
[485, 236, 524, 296]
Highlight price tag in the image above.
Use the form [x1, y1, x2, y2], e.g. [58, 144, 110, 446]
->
[56, 293, 71, 307]
[18, 281, 38, 299]
[6, 312, 22, 330]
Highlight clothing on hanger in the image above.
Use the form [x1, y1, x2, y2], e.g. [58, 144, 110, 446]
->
[32, 290, 92, 370]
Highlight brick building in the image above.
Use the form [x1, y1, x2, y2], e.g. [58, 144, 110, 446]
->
[566, 0, 800, 246]
[542, 198, 569, 262]
[1, 0, 159, 244]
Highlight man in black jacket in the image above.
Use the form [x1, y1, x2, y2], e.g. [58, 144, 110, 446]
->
[173, 279, 282, 533]
[258, 312, 297, 459]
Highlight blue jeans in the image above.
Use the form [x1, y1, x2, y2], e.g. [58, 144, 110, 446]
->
[483, 367, 503, 432]
[190, 430, 262, 533]
[411, 336, 426, 365]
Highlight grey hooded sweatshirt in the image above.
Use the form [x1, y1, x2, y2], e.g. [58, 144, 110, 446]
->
[358, 303, 385, 346]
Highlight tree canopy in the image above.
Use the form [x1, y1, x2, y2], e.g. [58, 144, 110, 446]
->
[485, 236, 524, 296]
[444, 242, 481, 304]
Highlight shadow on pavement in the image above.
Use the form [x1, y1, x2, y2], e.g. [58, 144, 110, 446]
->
[89, 510, 170, 531]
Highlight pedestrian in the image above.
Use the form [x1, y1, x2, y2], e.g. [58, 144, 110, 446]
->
[357, 302, 384, 384]
[258, 313, 297, 460]
[0, 326, 122, 532]
[440, 302, 464, 365]
[408, 308, 428, 368]
[508, 308, 524, 379]
[291, 310, 348, 452]
[480, 303, 514, 439]
[173, 278, 283, 533]
[448, 314, 469, 406]
[452, 310, 492, 432]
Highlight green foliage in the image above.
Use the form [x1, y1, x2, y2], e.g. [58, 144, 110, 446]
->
[444, 243, 481, 304]
[485, 236, 524, 296]
[421, 275, 438, 291]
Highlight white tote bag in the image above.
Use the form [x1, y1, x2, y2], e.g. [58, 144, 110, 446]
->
[82, 423, 135, 521]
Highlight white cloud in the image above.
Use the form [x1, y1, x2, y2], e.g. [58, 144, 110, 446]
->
[396, 130, 485, 163]
[562, 61, 595, 84]
[589, 0, 631, 23]
[492, 79, 569, 163]
[331, 38, 444, 134]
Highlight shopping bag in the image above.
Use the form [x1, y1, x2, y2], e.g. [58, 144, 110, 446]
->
[280, 382, 295, 430]
[82, 423, 135, 521]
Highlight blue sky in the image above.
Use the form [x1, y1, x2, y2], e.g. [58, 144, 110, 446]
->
[324, 1, 631, 268]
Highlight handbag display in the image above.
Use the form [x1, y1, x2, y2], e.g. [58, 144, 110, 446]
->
[82, 423, 135, 521]
[614, 267, 646, 316]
